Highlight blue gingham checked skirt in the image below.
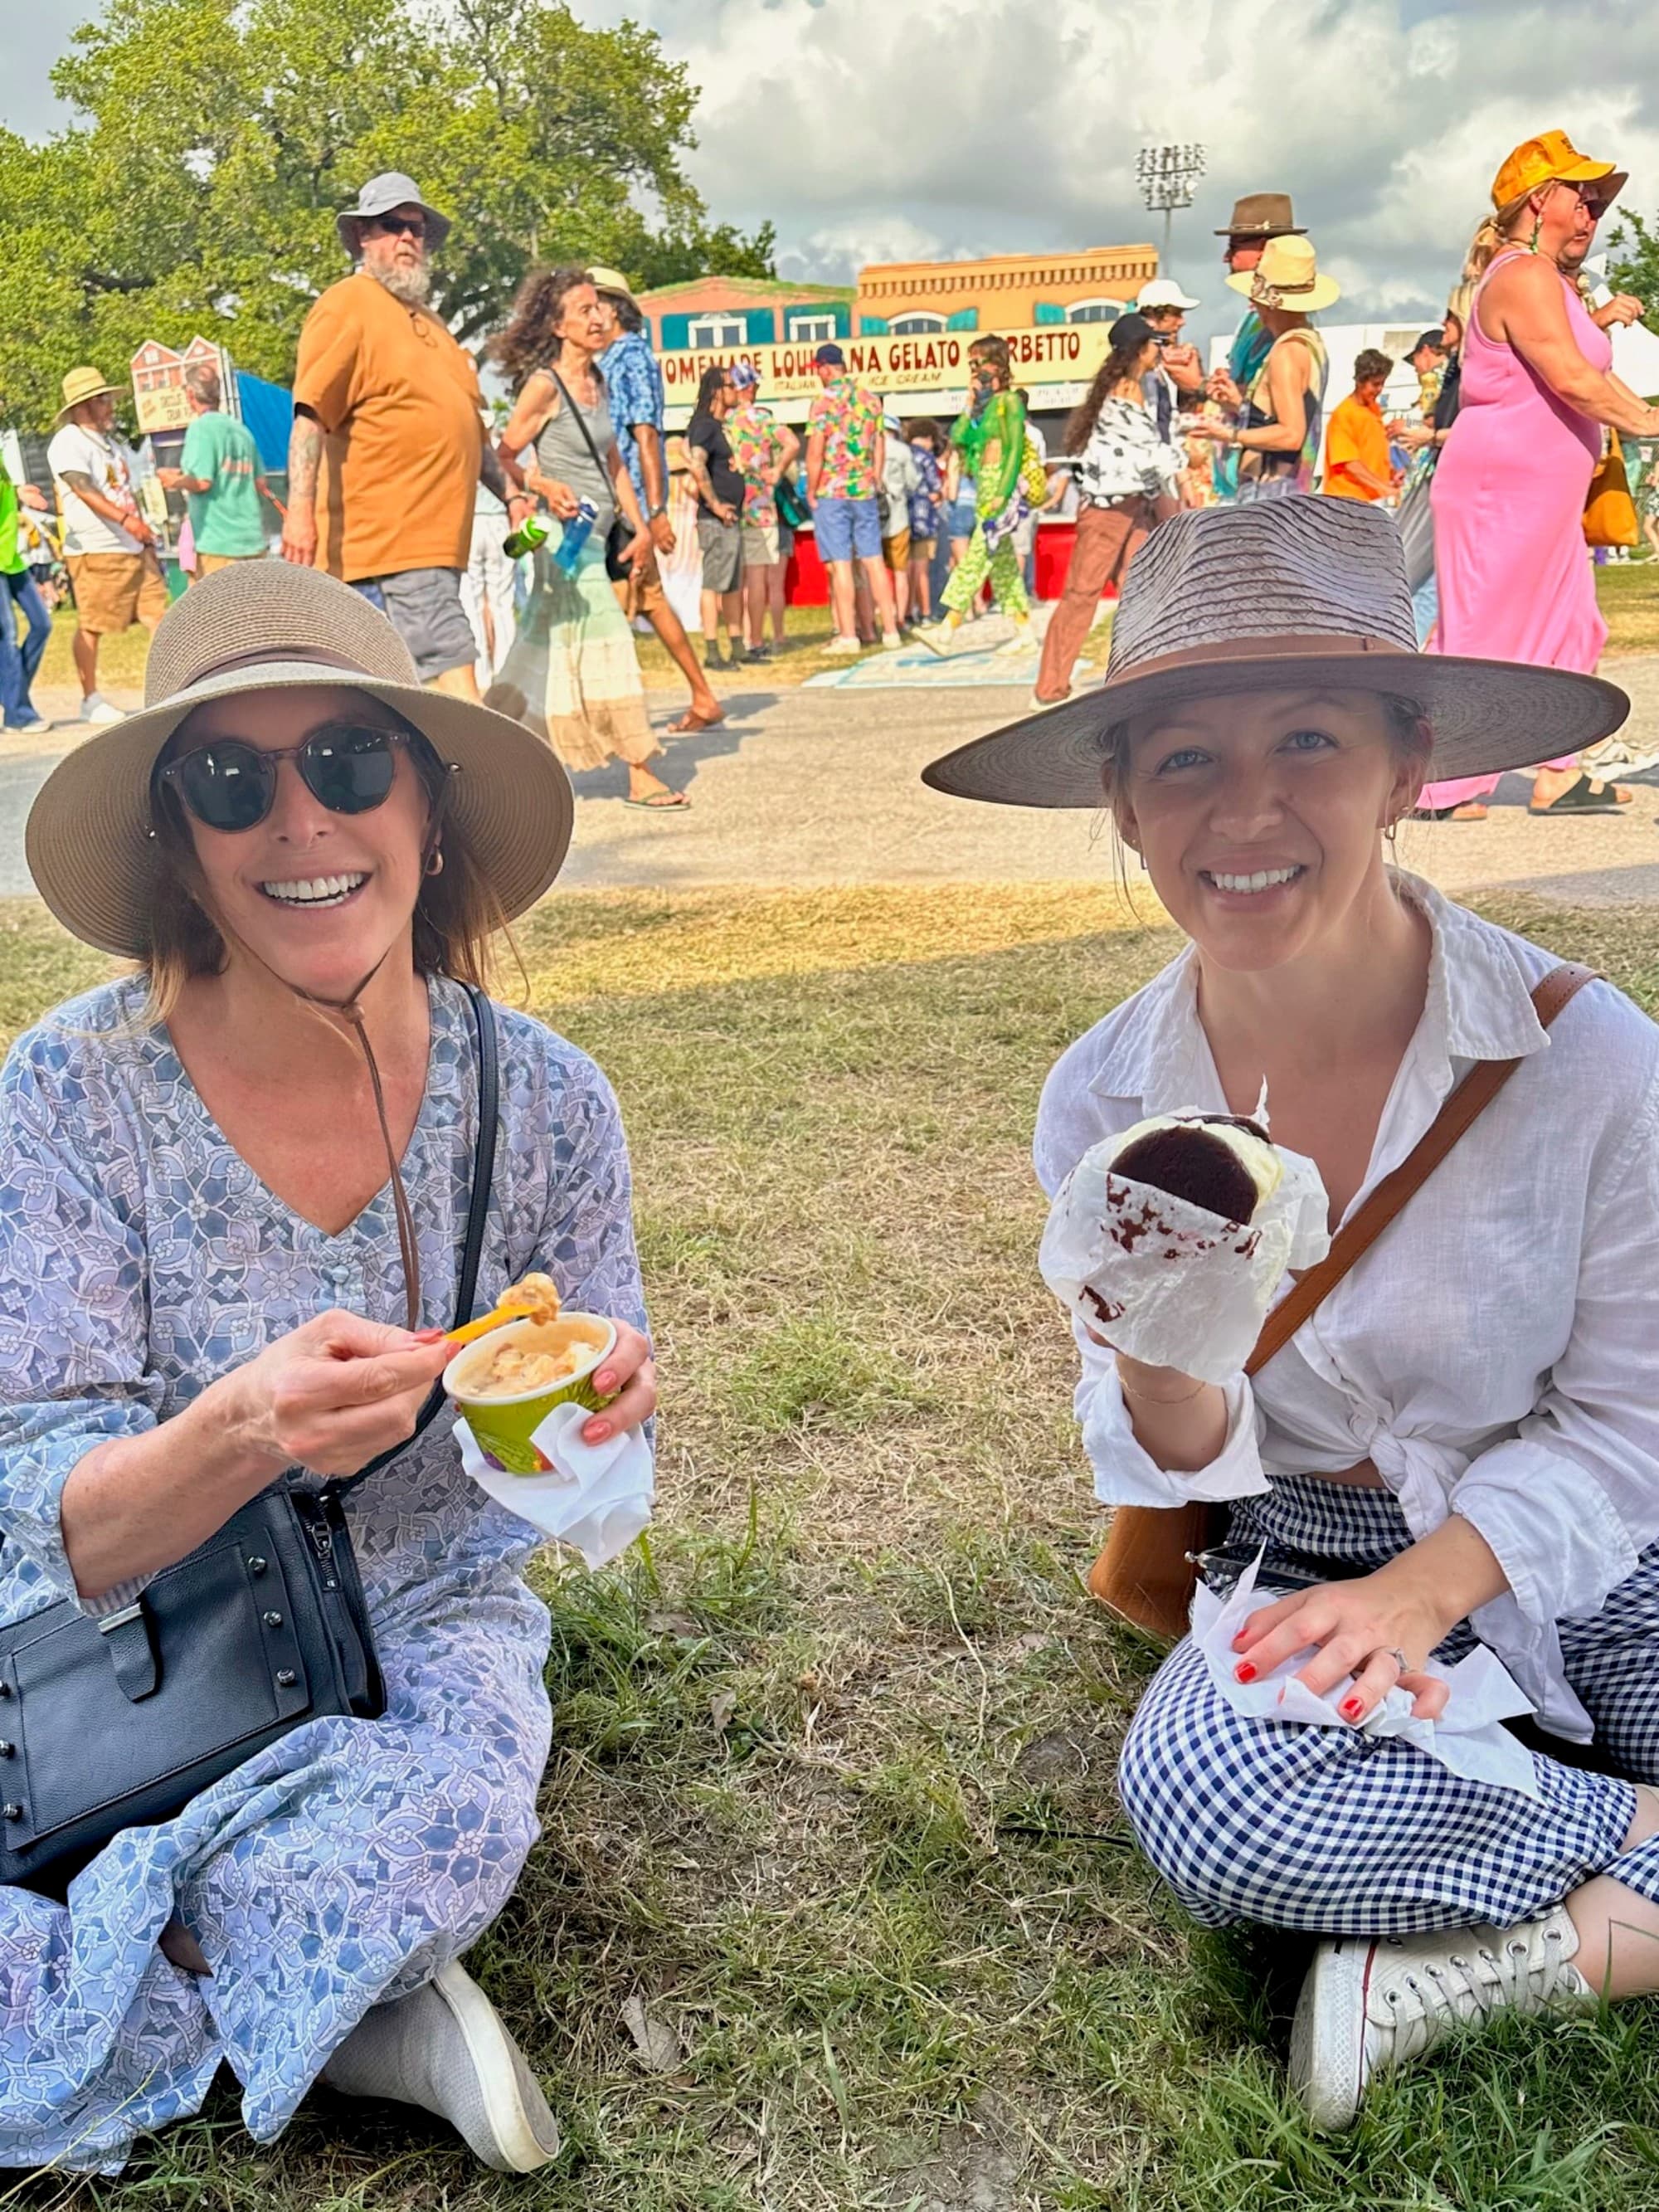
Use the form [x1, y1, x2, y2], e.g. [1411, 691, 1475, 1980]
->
[1117, 1474, 1659, 1936]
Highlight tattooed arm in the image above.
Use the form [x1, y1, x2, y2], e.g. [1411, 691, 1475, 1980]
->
[280, 408, 324, 566]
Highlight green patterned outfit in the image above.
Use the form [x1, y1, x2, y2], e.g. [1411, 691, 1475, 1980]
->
[942, 389, 1030, 620]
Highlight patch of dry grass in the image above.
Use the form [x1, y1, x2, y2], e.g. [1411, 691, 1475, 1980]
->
[3, 885, 1659, 2210]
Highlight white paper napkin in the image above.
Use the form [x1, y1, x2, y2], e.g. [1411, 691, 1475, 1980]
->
[1191, 1553, 1541, 1798]
[1039, 1127, 1331, 1382]
[455, 1403, 654, 1568]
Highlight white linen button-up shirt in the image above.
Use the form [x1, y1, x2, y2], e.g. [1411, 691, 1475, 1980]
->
[1033, 876, 1659, 1741]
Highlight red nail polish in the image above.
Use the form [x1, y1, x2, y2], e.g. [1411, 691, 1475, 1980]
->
[584, 1420, 612, 1443]
[593, 1372, 615, 1393]
[1232, 1631, 1250, 1649]
[1234, 1662, 1257, 1683]
[1341, 1697, 1362, 1718]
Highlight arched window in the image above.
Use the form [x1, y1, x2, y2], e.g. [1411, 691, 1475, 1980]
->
[889, 311, 945, 336]
[1067, 300, 1120, 324]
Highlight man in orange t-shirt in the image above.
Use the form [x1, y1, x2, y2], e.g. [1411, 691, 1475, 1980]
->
[282, 173, 531, 699]
[1321, 348, 1397, 504]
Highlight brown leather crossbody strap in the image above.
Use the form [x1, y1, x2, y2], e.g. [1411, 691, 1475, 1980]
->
[1243, 962, 1596, 1379]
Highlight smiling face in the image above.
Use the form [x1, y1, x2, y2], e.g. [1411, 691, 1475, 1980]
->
[1112, 687, 1423, 973]
[162, 684, 433, 1001]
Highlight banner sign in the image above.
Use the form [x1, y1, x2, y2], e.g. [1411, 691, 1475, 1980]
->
[659, 322, 1117, 409]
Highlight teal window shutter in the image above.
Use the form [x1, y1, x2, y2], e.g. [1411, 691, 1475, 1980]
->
[859, 315, 890, 336]
[834, 304, 852, 336]
[745, 309, 776, 343]
[946, 308, 979, 331]
[1033, 302, 1066, 326]
[660, 313, 693, 350]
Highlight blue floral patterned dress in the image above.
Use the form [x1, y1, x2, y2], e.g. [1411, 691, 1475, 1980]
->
[0, 975, 646, 2172]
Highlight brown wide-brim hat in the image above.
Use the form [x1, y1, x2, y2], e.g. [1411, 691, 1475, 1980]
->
[27, 562, 573, 957]
[1214, 191, 1306, 238]
[922, 498, 1627, 810]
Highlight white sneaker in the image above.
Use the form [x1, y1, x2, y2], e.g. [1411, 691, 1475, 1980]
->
[1288, 1905, 1593, 2132]
[83, 694, 124, 725]
[824, 633, 862, 656]
[321, 1957, 562, 2171]
[912, 621, 958, 657]
[879, 629, 903, 650]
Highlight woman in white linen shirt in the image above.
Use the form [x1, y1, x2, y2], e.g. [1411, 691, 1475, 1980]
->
[922, 496, 1659, 2132]
[1033, 313, 1180, 711]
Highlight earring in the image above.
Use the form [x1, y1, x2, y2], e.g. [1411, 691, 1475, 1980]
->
[425, 847, 445, 877]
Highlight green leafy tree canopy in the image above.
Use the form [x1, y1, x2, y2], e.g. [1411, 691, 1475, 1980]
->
[0, 0, 774, 431]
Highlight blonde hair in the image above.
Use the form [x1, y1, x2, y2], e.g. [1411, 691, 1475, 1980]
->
[1464, 190, 1540, 285]
[140, 704, 513, 1025]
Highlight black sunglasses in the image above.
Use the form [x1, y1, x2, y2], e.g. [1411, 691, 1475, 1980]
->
[156, 724, 412, 834]
[366, 213, 426, 240]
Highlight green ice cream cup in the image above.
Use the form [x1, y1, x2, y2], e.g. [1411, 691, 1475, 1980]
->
[444, 1312, 618, 1475]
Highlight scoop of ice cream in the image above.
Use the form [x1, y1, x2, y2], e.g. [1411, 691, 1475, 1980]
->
[1038, 1109, 1331, 1382]
[1107, 1113, 1282, 1227]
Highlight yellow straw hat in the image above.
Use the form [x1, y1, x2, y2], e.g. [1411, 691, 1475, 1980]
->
[56, 366, 123, 421]
[1224, 234, 1341, 314]
[26, 562, 575, 957]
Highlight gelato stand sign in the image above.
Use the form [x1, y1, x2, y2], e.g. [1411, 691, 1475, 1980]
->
[660, 322, 1117, 414]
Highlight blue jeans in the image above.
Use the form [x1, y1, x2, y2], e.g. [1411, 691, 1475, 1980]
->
[0, 567, 51, 728]
[815, 495, 881, 564]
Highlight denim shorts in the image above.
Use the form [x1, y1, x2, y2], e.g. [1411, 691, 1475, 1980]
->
[814, 495, 881, 564]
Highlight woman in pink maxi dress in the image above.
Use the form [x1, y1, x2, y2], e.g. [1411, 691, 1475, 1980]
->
[1418, 250, 1619, 816]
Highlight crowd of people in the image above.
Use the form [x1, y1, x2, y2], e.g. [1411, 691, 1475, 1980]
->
[5, 128, 1659, 2185]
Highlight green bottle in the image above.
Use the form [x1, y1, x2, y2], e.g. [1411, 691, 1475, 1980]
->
[504, 513, 549, 559]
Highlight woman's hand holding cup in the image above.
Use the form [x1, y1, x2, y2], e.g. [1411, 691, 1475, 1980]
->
[580, 1319, 656, 1445]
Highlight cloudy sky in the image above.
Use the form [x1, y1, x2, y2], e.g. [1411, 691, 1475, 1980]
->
[7, 0, 1658, 342]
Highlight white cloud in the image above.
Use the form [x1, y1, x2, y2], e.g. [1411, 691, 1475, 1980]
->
[586, 0, 1659, 343]
[12, 2, 1659, 348]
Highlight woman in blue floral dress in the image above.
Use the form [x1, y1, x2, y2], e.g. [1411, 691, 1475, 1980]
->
[0, 562, 656, 2174]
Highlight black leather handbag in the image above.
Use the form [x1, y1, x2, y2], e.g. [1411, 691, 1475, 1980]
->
[0, 983, 499, 1898]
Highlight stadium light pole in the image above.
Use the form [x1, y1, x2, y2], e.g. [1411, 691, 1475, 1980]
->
[1137, 144, 1207, 275]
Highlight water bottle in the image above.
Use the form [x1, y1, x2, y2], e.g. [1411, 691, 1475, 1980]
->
[503, 513, 549, 560]
[550, 498, 599, 577]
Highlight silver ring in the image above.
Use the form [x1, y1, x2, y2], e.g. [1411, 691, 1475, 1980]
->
[1382, 1646, 1408, 1675]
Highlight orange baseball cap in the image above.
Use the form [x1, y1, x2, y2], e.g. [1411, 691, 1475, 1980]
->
[1491, 129, 1627, 212]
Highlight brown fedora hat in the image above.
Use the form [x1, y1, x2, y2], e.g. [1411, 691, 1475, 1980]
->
[921, 499, 1627, 811]
[1214, 191, 1306, 238]
[27, 561, 573, 957]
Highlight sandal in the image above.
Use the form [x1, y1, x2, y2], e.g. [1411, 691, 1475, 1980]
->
[1408, 801, 1488, 822]
[622, 788, 691, 810]
[1528, 773, 1632, 816]
[663, 708, 725, 734]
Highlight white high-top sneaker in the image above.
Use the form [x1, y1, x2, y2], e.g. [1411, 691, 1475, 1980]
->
[1288, 1905, 1596, 2131]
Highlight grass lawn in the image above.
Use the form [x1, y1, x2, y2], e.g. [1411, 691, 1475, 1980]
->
[35, 561, 1659, 702]
[3, 884, 1659, 2210]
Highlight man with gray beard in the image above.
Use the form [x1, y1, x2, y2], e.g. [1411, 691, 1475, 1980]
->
[282, 173, 528, 699]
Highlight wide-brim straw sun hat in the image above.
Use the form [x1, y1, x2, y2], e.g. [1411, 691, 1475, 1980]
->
[920, 497, 1627, 810]
[27, 561, 574, 957]
[56, 365, 123, 421]
[1224, 234, 1341, 314]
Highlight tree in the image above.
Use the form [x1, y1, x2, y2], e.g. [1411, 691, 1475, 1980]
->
[0, 0, 775, 431]
[1608, 212, 1659, 321]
